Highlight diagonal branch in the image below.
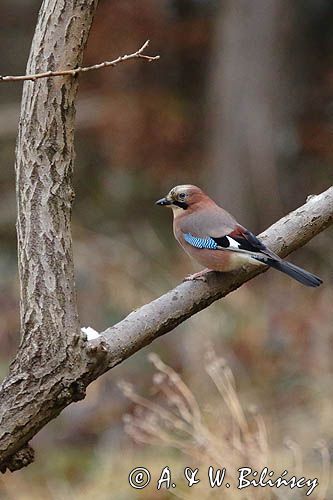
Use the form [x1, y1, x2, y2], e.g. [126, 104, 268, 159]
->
[93, 186, 333, 369]
[0, 185, 332, 473]
[0, 40, 159, 83]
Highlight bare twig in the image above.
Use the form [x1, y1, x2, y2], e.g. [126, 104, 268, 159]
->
[0, 40, 159, 83]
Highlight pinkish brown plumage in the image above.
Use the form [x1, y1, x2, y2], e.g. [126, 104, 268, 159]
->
[156, 185, 322, 286]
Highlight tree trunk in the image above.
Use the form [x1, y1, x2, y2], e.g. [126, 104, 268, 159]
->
[0, 0, 98, 471]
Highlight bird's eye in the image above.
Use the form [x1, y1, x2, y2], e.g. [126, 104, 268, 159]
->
[178, 192, 186, 200]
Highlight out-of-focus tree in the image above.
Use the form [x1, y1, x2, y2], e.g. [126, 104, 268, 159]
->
[207, 0, 292, 228]
[207, 0, 333, 229]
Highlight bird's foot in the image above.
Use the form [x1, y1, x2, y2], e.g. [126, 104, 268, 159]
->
[183, 269, 211, 282]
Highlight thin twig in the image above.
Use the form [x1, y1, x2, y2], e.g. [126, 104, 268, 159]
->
[0, 40, 159, 83]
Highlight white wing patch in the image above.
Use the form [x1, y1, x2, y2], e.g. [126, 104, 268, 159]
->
[226, 236, 241, 249]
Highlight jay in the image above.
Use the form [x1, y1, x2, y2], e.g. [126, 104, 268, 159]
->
[156, 185, 322, 287]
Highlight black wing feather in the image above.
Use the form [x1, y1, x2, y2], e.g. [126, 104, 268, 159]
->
[212, 227, 322, 287]
[212, 228, 267, 253]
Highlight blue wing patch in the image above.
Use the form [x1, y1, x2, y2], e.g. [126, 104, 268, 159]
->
[184, 233, 218, 250]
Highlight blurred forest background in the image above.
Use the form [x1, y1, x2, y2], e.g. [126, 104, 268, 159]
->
[0, 0, 332, 498]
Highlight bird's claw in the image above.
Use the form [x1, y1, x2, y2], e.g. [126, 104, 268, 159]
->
[183, 269, 210, 282]
[184, 274, 207, 282]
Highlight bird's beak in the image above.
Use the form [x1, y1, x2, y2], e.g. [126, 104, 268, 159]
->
[155, 196, 172, 206]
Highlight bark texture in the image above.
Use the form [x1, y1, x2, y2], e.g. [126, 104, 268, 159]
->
[0, 0, 99, 472]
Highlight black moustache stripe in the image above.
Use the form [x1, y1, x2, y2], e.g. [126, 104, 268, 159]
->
[173, 200, 188, 210]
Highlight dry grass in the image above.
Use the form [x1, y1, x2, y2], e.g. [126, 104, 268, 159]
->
[0, 348, 330, 500]
[120, 350, 330, 500]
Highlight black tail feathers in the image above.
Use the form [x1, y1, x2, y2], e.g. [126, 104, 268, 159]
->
[265, 259, 322, 287]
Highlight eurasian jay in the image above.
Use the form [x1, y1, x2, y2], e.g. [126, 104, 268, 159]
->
[156, 185, 322, 287]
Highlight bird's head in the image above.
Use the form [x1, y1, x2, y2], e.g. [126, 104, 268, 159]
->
[155, 185, 209, 212]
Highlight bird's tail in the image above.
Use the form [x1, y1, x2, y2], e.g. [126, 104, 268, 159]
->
[266, 258, 322, 287]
